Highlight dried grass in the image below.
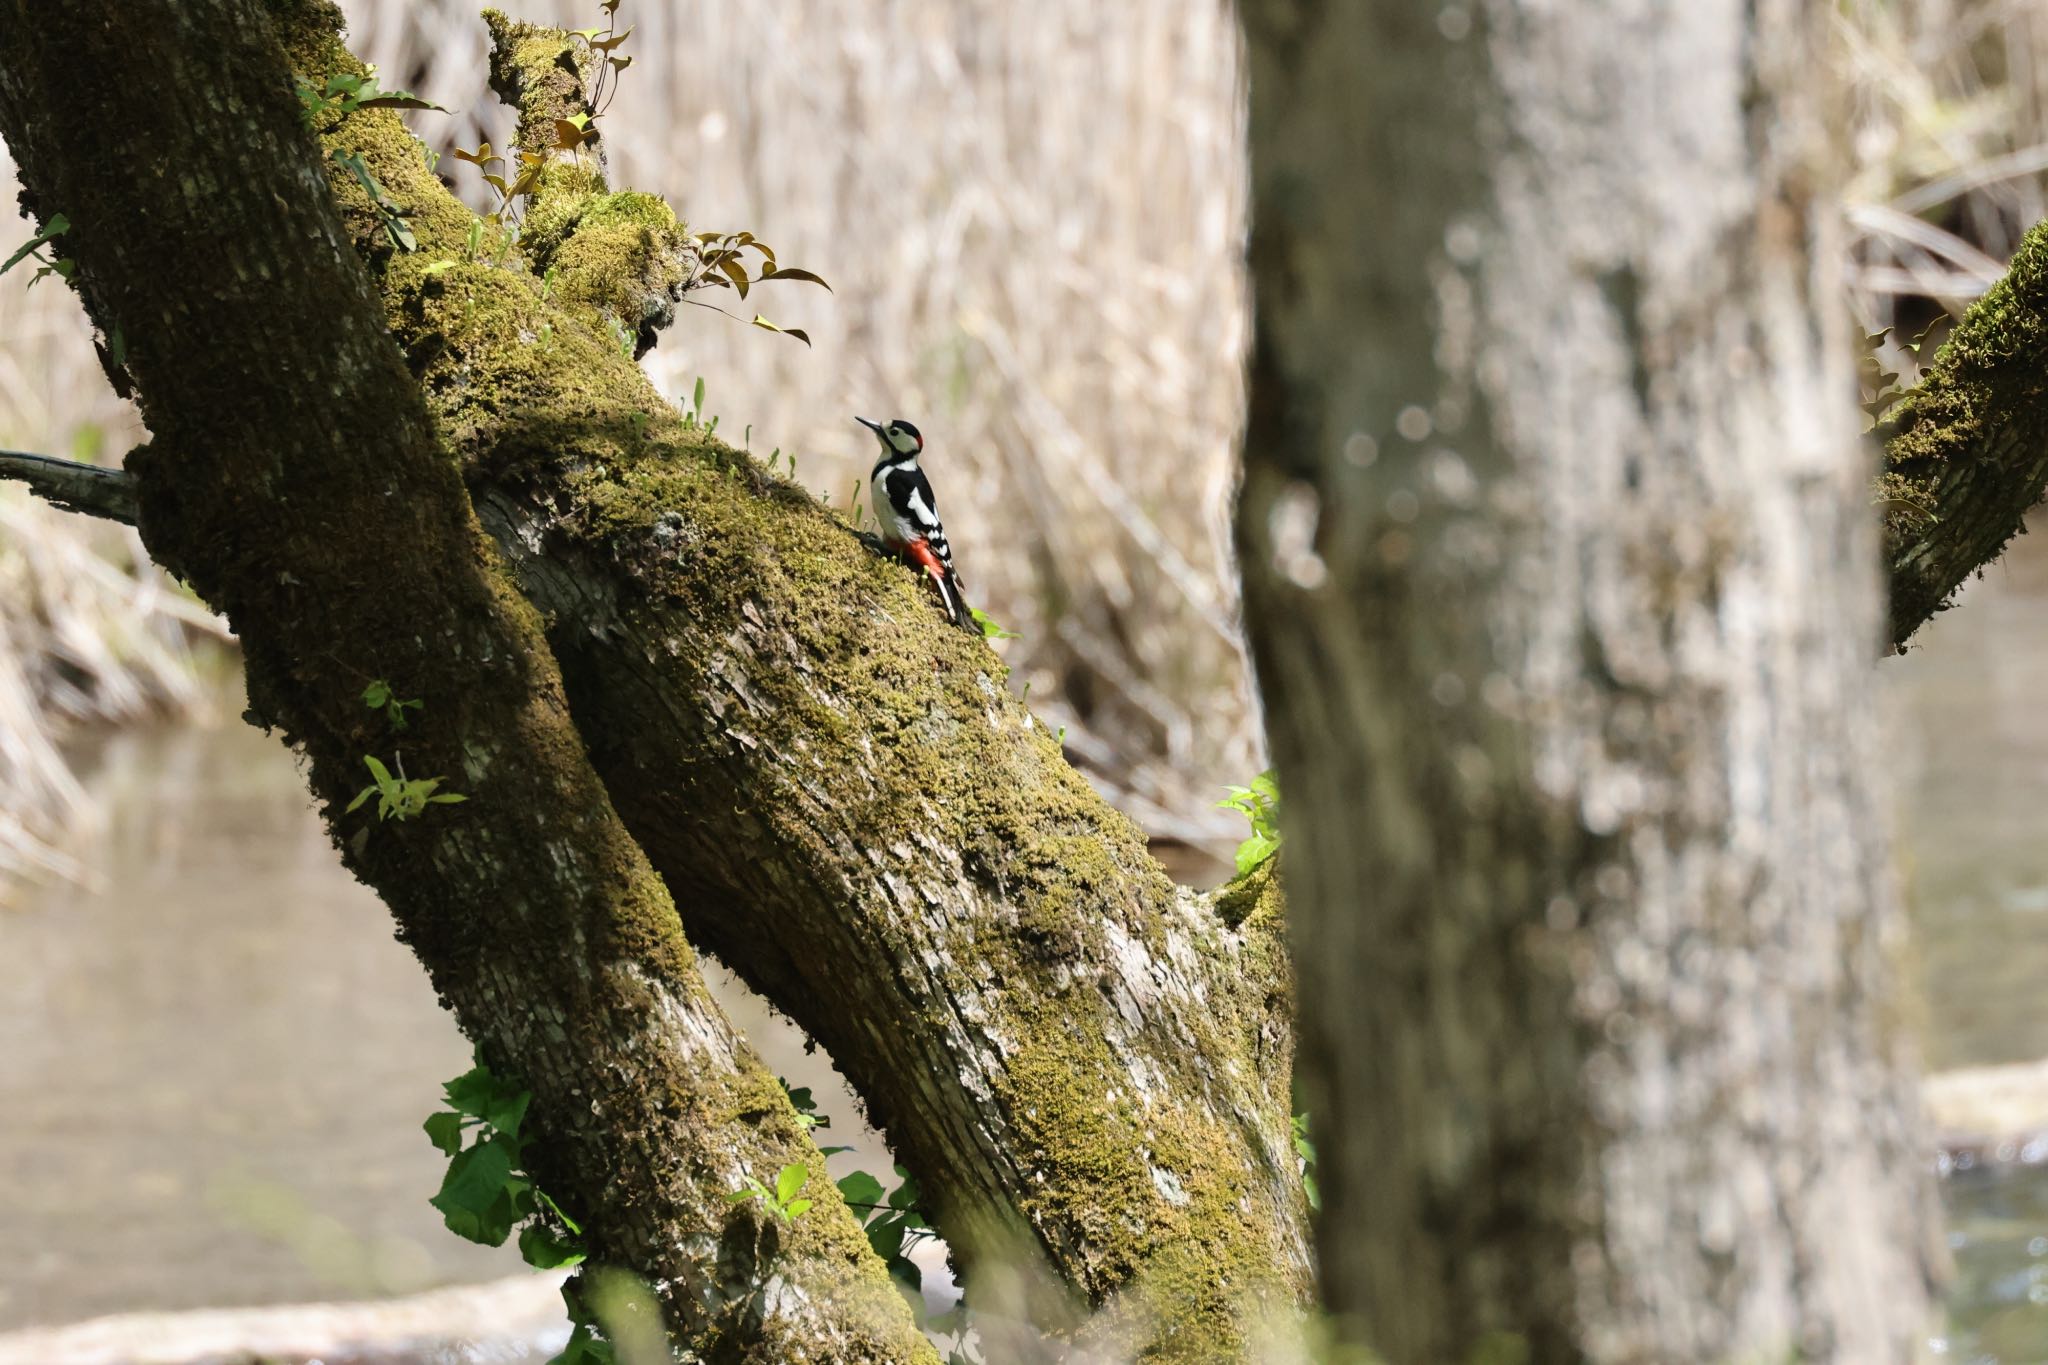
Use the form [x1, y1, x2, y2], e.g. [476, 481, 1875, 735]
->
[1843, 0, 2048, 330]
[2, 0, 2043, 873]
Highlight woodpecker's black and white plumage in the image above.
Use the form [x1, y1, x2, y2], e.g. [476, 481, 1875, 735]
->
[856, 415, 975, 631]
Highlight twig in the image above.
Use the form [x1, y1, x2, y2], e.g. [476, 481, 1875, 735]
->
[0, 449, 139, 525]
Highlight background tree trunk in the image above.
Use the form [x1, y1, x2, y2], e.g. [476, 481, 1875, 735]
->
[1237, 2, 1942, 1361]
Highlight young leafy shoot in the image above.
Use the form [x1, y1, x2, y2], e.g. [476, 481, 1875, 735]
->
[680, 230, 830, 344]
[295, 66, 448, 123]
[1217, 770, 1281, 875]
[2, 211, 72, 289]
[347, 754, 467, 822]
[332, 149, 418, 251]
[727, 1161, 815, 1221]
[970, 608, 1019, 640]
[361, 678, 424, 730]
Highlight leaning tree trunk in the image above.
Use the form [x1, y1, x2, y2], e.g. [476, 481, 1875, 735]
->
[1237, 2, 1941, 1362]
[0, 2, 1310, 1359]
[0, 3, 936, 1361]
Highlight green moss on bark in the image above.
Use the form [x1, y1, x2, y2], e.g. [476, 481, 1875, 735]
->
[1883, 218, 2048, 647]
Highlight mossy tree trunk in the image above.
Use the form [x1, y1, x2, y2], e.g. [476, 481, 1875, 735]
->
[0, 2, 1307, 1360]
[0, 3, 936, 1362]
[1237, 1, 1941, 1361]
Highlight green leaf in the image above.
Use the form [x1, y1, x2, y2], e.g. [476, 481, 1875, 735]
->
[783, 1197, 813, 1219]
[484, 1087, 529, 1139]
[431, 1135, 518, 1243]
[886, 1253, 923, 1295]
[2, 212, 69, 277]
[355, 92, 449, 112]
[774, 1162, 808, 1205]
[865, 1212, 906, 1260]
[362, 679, 392, 710]
[535, 1187, 582, 1236]
[519, 1222, 587, 1269]
[423, 1110, 465, 1155]
[837, 1170, 886, 1211]
[435, 1134, 515, 1213]
[442, 1063, 499, 1118]
[428, 792, 469, 804]
[1233, 830, 1278, 875]
[346, 784, 377, 814]
[887, 1171, 921, 1211]
[970, 608, 1019, 640]
[423, 260, 457, 276]
[363, 754, 395, 788]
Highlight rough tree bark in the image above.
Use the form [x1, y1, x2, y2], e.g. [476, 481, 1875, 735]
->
[0, 2, 1308, 1360]
[1238, 2, 1940, 1363]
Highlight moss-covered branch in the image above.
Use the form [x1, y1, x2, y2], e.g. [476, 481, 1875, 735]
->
[277, 8, 1309, 1358]
[1882, 219, 2048, 649]
[0, 3, 931, 1360]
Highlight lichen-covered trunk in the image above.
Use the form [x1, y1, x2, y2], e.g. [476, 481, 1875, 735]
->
[0, 4, 933, 1360]
[0, 2, 1311, 1358]
[1237, 2, 1940, 1361]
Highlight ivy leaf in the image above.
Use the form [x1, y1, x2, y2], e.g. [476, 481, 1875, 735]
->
[423, 1110, 465, 1156]
[836, 1170, 886, 1213]
[487, 1087, 531, 1140]
[865, 1211, 906, 1260]
[431, 1134, 517, 1243]
[519, 1222, 587, 1269]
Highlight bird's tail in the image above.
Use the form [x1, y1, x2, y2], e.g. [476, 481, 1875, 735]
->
[939, 571, 977, 634]
[906, 541, 978, 633]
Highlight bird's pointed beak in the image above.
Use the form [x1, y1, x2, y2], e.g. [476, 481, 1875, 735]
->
[854, 416, 884, 435]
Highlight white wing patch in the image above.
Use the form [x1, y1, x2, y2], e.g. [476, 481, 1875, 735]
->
[905, 485, 940, 532]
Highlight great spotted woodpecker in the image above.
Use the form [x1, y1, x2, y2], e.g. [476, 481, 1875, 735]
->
[856, 415, 976, 631]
